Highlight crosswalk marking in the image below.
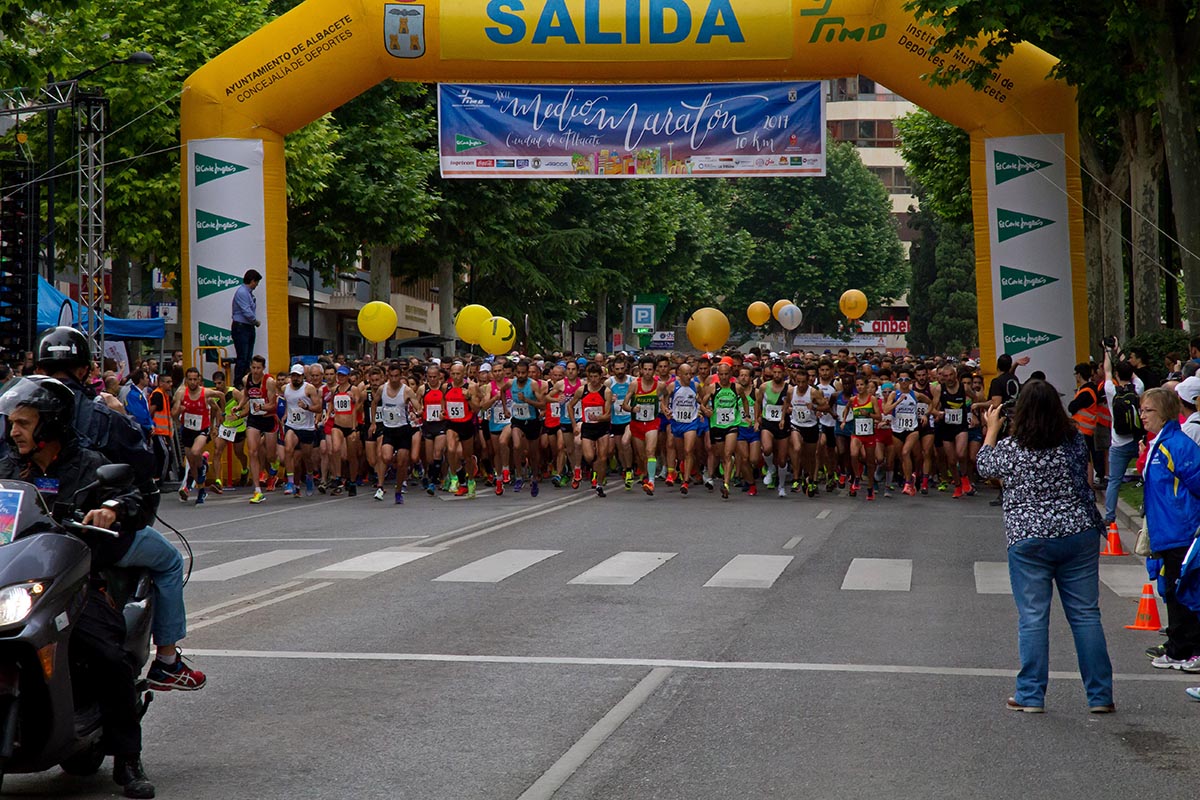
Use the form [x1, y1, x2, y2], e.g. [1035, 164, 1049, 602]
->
[568, 552, 676, 586]
[1100, 565, 1149, 597]
[974, 562, 1011, 594]
[841, 558, 912, 591]
[433, 549, 561, 583]
[703, 555, 793, 589]
[308, 549, 433, 580]
[188, 549, 328, 582]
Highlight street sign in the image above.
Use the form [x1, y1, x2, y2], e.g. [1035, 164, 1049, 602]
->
[632, 303, 656, 329]
[649, 331, 675, 350]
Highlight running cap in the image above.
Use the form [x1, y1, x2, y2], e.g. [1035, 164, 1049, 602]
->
[431, 357, 441, 365]
[336, 365, 351, 375]
[576, 357, 588, 366]
[479, 363, 492, 372]
[290, 363, 305, 375]
[1176, 376, 1200, 405]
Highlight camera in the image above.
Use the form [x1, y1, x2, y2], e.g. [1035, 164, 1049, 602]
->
[1100, 336, 1117, 350]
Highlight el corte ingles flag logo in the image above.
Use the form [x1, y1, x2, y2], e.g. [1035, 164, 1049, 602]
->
[994, 150, 1053, 185]
[194, 153, 248, 186]
[997, 208, 1055, 242]
[1002, 323, 1061, 355]
[196, 266, 243, 299]
[1000, 266, 1059, 300]
[195, 209, 250, 242]
[198, 321, 233, 348]
[455, 134, 487, 153]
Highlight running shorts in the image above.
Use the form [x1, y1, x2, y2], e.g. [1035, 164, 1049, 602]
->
[820, 423, 837, 448]
[580, 422, 610, 441]
[421, 421, 447, 439]
[247, 415, 275, 434]
[381, 425, 415, 451]
[670, 420, 703, 439]
[630, 420, 657, 440]
[286, 426, 318, 446]
[512, 419, 544, 440]
[709, 426, 736, 444]
[608, 422, 629, 437]
[737, 426, 758, 444]
[968, 427, 984, 443]
[447, 419, 477, 440]
[793, 425, 820, 445]
[936, 424, 968, 445]
[875, 428, 894, 447]
[759, 419, 789, 440]
[179, 427, 207, 450]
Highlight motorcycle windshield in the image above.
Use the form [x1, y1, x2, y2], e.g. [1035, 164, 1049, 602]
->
[0, 480, 59, 546]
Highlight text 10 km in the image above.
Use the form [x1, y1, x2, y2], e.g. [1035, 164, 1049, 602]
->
[484, 0, 747, 45]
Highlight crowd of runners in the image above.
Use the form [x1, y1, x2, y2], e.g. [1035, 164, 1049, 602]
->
[133, 346, 1025, 507]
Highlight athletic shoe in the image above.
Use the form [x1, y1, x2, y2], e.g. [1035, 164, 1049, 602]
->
[331, 480, 344, 496]
[962, 477, 975, 496]
[624, 471, 633, 490]
[952, 485, 963, 499]
[513, 478, 524, 493]
[374, 487, 385, 501]
[591, 476, 598, 490]
[348, 483, 357, 497]
[748, 485, 758, 497]
[838, 473, 847, 488]
[284, 481, 295, 496]
[455, 485, 468, 497]
[195, 487, 207, 505]
[573, 466, 582, 484]
[1146, 643, 1167, 659]
[198, 453, 209, 488]
[552, 474, 563, 488]
[866, 487, 875, 501]
[825, 476, 837, 493]
[249, 491, 265, 504]
[1151, 654, 1193, 670]
[258, 470, 268, 486]
[502, 467, 511, 484]
[178, 483, 189, 502]
[902, 482, 916, 496]
[883, 486, 892, 499]
[680, 482, 689, 495]
[596, 484, 606, 498]
[778, 483, 786, 498]
[807, 482, 818, 498]
[764, 473, 776, 489]
[1005, 698, 1044, 713]
[211, 479, 224, 495]
[266, 474, 279, 492]
[642, 480, 654, 496]
[1186, 687, 1200, 701]
[571, 477, 581, 490]
[305, 475, 315, 497]
[395, 491, 404, 505]
[146, 651, 207, 692]
[467, 479, 476, 499]
[1183, 655, 1200, 673]
[849, 480, 859, 498]
[938, 480, 950, 493]
[665, 471, 675, 487]
[920, 475, 929, 495]
[495, 479, 504, 496]
[317, 479, 327, 495]
[530, 481, 539, 498]
[720, 482, 730, 500]
[704, 479, 714, 492]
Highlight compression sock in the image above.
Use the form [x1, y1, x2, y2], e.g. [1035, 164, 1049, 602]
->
[430, 460, 442, 484]
[646, 458, 657, 486]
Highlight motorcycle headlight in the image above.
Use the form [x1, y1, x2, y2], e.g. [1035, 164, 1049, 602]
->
[0, 582, 43, 627]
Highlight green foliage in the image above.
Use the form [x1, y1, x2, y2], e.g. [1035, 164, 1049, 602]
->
[1124, 329, 1190, 373]
[905, 200, 937, 355]
[925, 219, 978, 356]
[726, 139, 908, 334]
[895, 110, 971, 225]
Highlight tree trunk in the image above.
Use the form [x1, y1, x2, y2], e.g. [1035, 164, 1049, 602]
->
[1081, 133, 1130, 352]
[1123, 110, 1163, 333]
[110, 252, 130, 319]
[368, 244, 391, 303]
[596, 289, 608, 354]
[437, 257, 455, 358]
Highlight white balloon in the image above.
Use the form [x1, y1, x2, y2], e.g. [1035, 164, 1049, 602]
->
[778, 303, 803, 330]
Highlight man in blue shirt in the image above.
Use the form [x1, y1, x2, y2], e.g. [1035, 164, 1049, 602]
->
[231, 269, 262, 388]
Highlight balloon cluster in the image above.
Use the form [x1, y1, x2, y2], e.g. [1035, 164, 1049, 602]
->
[455, 304, 517, 355]
[747, 299, 803, 330]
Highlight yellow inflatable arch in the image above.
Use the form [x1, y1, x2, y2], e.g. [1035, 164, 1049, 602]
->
[181, 0, 1087, 382]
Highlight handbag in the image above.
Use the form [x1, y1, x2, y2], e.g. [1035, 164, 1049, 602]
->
[1134, 521, 1153, 557]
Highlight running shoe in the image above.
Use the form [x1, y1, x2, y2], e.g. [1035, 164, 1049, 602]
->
[502, 467, 511, 484]
[266, 474, 279, 492]
[720, 482, 730, 500]
[495, 479, 504, 496]
[849, 480, 859, 498]
[258, 470, 268, 486]
[866, 486, 875, 501]
[195, 487, 207, 505]
[938, 480, 950, 493]
[348, 483, 357, 497]
[953, 485, 963, 499]
[552, 474, 563, 488]
[1146, 643, 1168, 659]
[596, 484, 606, 498]
[198, 453, 209, 488]
[748, 485, 758, 497]
[317, 479, 327, 495]
[449, 476, 459, 493]
[1184, 655, 1200, 673]
[284, 481, 295, 496]
[883, 486, 893, 499]
[624, 471, 633, 490]
[807, 482, 818, 498]
[920, 475, 929, 495]
[146, 651, 207, 692]
[530, 481, 539, 498]
[455, 485, 468, 497]
[1186, 687, 1200, 701]
[902, 482, 916, 496]
[374, 487, 385, 501]
[305, 475, 315, 497]
[704, 479, 714, 492]
[467, 479, 476, 499]
[178, 483, 189, 502]
[331, 480, 344, 496]
[665, 471, 675, 487]
[778, 483, 786, 498]
[838, 473, 847, 488]
[681, 482, 689, 495]
[642, 480, 654, 496]
[826, 476, 837, 493]
[764, 473, 776, 489]
[395, 490, 404, 505]
[962, 477, 976, 496]
[1151, 654, 1194, 670]
[791, 480, 802, 493]
[513, 477, 524, 493]
[573, 466, 582, 484]
[249, 491, 265, 504]
[211, 479, 224, 495]
[571, 477, 581, 490]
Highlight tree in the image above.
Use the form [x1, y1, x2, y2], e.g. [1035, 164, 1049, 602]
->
[926, 220, 978, 356]
[905, 200, 938, 355]
[894, 110, 971, 225]
[726, 140, 907, 335]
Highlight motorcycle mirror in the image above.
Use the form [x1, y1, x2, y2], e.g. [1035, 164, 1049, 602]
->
[95, 464, 134, 488]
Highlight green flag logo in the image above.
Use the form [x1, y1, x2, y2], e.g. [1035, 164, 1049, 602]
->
[993, 150, 1053, 185]
[997, 208, 1054, 242]
[196, 265, 243, 299]
[198, 321, 233, 348]
[195, 209, 250, 242]
[1002, 323, 1061, 355]
[194, 153, 248, 186]
[455, 134, 487, 153]
[1000, 266, 1059, 300]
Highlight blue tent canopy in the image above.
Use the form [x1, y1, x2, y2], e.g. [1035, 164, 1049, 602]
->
[37, 275, 166, 340]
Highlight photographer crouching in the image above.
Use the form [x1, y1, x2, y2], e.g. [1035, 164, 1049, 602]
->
[976, 379, 1114, 713]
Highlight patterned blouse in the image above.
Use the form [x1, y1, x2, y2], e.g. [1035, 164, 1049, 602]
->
[976, 432, 1103, 548]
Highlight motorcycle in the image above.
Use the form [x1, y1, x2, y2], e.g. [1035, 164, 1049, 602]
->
[0, 463, 154, 791]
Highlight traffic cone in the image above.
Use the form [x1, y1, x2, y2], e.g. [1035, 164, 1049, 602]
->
[1124, 583, 1163, 631]
[1101, 523, 1129, 556]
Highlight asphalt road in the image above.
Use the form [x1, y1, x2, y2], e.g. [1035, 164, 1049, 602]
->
[8, 480, 1197, 799]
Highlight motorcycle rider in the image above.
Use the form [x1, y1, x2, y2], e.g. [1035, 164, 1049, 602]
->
[0, 376, 156, 798]
[35, 327, 205, 692]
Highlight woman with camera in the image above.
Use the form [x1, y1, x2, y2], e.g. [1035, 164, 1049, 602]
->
[976, 380, 1113, 713]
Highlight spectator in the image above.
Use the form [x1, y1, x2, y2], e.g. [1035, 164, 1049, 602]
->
[1127, 346, 1160, 389]
[231, 268, 262, 388]
[149, 374, 174, 482]
[1165, 352, 1183, 383]
[1138, 387, 1200, 674]
[169, 351, 185, 390]
[1069, 362, 1105, 490]
[125, 369, 153, 434]
[1102, 341, 1143, 530]
[977, 379, 1113, 713]
[1190, 336, 1200, 366]
[1176, 377, 1200, 446]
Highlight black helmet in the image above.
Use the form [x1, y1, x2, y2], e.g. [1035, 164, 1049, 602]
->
[0, 376, 76, 446]
[36, 326, 91, 373]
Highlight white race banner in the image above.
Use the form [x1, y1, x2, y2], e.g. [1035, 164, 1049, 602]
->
[985, 135, 1075, 388]
[187, 139, 268, 375]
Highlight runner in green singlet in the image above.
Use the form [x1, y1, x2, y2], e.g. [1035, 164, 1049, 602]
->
[702, 362, 745, 500]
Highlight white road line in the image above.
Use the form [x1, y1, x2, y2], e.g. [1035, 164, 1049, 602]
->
[189, 536, 428, 544]
[517, 667, 672, 800]
[841, 558, 912, 591]
[187, 583, 333, 631]
[568, 552, 676, 586]
[188, 581, 306, 617]
[816, 510, 831, 519]
[307, 549, 432, 580]
[1100, 564, 1150, 597]
[188, 549, 327, 582]
[433, 549, 561, 583]
[973, 562, 1011, 594]
[184, 648, 1197, 683]
[421, 493, 596, 549]
[170, 499, 340, 532]
[783, 535, 804, 550]
[703, 555, 793, 589]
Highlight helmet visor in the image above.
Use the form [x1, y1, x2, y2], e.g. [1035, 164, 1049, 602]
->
[0, 378, 59, 418]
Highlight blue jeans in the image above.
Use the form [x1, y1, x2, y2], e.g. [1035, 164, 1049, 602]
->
[231, 320, 256, 389]
[1104, 440, 1139, 523]
[115, 526, 187, 646]
[1007, 529, 1113, 707]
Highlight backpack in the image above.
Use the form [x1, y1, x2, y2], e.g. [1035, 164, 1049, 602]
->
[1111, 384, 1143, 437]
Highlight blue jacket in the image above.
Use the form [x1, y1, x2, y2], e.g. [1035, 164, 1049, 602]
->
[1143, 420, 1200, 552]
[124, 384, 153, 434]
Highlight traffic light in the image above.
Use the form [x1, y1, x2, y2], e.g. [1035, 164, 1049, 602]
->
[0, 160, 36, 363]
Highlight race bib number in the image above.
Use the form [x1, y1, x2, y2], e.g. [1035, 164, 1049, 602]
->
[573, 403, 583, 422]
[549, 402, 562, 419]
[384, 407, 404, 427]
[584, 406, 602, 423]
[290, 410, 307, 426]
[446, 401, 465, 419]
[673, 407, 695, 423]
[333, 395, 352, 413]
[917, 403, 930, 418]
[854, 416, 875, 437]
[249, 398, 266, 416]
[374, 407, 384, 424]
[716, 408, 736, 427]
[944, 408, 964, 426]
[635, 404, 655, 422]
[895, 411, 917, 432]
[836, 404, 848, 423]
[512, 402, 532, 420]
[795, 406, 814, 426]
[425, 405, 443, 422]
[183, 413, 203, 431]
[763, 404, 783, 422]
[218, 425, 237, 442]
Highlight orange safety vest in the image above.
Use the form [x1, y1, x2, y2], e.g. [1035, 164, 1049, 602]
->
[1071, 384, 1100, 435]
[151, 387, 172, 436]
[1093, 380, 1113, 429]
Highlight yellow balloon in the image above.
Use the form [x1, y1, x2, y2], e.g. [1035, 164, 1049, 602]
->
[685, 307, 731, 352]
[747, 301, 771, 327]
[839, 289, 869, 320]
[357, 301, 397, 343]
[478, 316, 517, 355]
[772, 299, 791, 321]
[455, 304, 492, 345]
